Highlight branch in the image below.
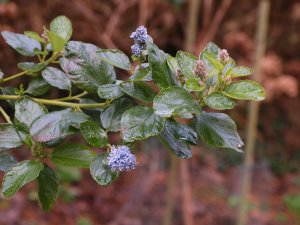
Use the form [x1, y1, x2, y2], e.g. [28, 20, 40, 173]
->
[0, 95, 110, 109]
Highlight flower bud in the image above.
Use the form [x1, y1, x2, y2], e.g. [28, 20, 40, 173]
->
[220, 49, 230, 64]
[194, 60, 207, 77]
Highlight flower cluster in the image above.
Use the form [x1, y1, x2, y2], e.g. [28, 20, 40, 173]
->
[130, 26, 148, 57]
[107, 145, 137, 172]
[194, 60, 207, 77]
[220, 49, 230, 63]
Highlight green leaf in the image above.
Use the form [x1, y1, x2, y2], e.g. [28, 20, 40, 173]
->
[61, 41, 116, 93]
[30, 109, 90, 143]
[0, 124, 25, 148]
[121, 106, 165, 142]
[167, 55, 180, 74]
[165, 120, 198, 145]
[42, 67, 71, 90]
[185, 78, 204, 92]
[90, 153, 119, 186]
[120, 81, 156, 103]
[230, 66, 254, 78]
[153, 87, 201, 117]
[0, 153, 17, 172]
[204, 92, 235, 110]
[47, 31, 66, 52]
[147, 42, 177, 89]
[37, 165, 59, 212]
[100, 98, 134, 132]
[176, 51, 198, 78]
[15, 96, 48, 129]
[25, 77, 51, 96]
[17, 62, 45, 72]
[1, 87, 16, 107]
[97, 49, 131, 71]
[200, 42, 221, 58]
[50, 15, 72, 41]
[2, 160, 44, 197]
[52, 143, 96, 168]
[80, 121, 108, 148]
[200, 42, 222, 73]
[195, 112, 244, 152]
[0, 68, 4, 80]
[1, 31, 41, 56]
[203, 52, 224, 71]
[97, 83, 124, 99]
[24, 31, 45, 44]
[224, 80, 265, 101]
[221, 60, 236, 77]
[158, 120, 192, 158]
[129, 64, 152, 81]
[205, 68, 220, 89]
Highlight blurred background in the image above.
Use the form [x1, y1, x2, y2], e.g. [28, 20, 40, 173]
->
[0, 0, 299, 225]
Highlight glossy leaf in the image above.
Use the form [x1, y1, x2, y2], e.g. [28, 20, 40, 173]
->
[37, 165, 59, 212]
[224, 80, 265, 101]
[61, 41, 116, 92]
[203, 52, 224, 71]
[15, 96, 48, 129]
[17, 62, 45, 72]
[50, 15, 72, 41]
[101, 98, 134, 132]
[195, 112, 244, 152]
[120, 81, 156, 103]
[0, 68, 3, 80]
[80, 121, 108, 148]
[158, 120, 192, 158]
[147, 42, 177, 89]
[0, 153, 17, 172]
[42, 67, 71, 90]
[47, 31, 66, 52]
[97, 83, 124, 99]
[153, 87, 201, 117]
[30, 109, 90, 142]
[24, 31, 45, 44]
[121, 106, 165, 142]
[165, 120, 198, 145]
[2, 160, 44, 197]
[0, 124, 25, 148]
[129, 64, 152, 81]
[176, 51, 198, 78]
[204, 92, 235, 110]
[25, 77, 51, 96]
[230, 66, 254, 78]
[97, 49, 131, 70]
[90, 153, 119, 186]
[52, 143, 96, 168]
[185, 78, 204, 92]
[1, 31, 41, 56]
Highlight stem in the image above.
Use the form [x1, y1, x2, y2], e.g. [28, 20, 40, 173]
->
[1, 71, 27, 83]
[55, 92, 88, 101]
[236, 1, 270, 225]
[0, 95, 110, 109]
[0, 106, 12, 123]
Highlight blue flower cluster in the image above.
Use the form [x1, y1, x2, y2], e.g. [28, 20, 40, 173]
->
[107, 145, 137, 172]
[130, 26, 148, 57]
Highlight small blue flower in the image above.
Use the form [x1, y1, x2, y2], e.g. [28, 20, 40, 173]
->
[131, 44, 142, 57]
[107, 145, 137, 172]
[130, 26, 148, 43]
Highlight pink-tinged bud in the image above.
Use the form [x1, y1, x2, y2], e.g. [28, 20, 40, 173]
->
[198, 80, 204, 86]
[194, 60, 207, 77]
[220, 49, 230, 64]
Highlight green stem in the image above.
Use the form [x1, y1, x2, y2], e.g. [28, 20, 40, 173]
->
[0, 95, 110, 109]
[0, 106, 12, 123]
[55, 91, 88, 101]
[1, 71, 27, 83]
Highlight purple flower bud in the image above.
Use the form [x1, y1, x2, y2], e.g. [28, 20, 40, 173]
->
[130, 26, 148, 43]
[194, 60, 207, 77]
[220, 49, 230, 63]
[131, 44, 141, 57]
[107, 146, 137, 172]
